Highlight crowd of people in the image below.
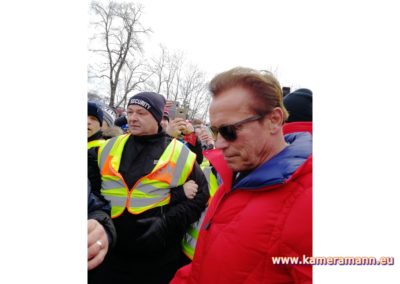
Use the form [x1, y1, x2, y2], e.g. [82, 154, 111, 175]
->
[87, 67, 313, 284]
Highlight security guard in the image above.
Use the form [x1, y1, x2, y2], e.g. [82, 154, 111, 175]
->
[90, 92, 209, 284]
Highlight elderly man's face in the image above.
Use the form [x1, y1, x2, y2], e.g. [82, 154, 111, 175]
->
[127, 105, 159, 136]
[209, 86, 274, 172]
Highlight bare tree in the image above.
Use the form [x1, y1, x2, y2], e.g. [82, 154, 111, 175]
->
[145, 45, 185, 100]
[165, 50, 184, 100]
[89, 1, 151, 107]
[199, 97, 212, 122]
[114, 58, 154, 108]
[188, 87, 211, 120]
[177, 65, 210, 119]
[145, 45, 211, 119]
[179, 65, 203, 102]
[145, 45, 168, 94]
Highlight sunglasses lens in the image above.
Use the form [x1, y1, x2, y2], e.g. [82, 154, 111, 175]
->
[210, 125, 237, 141]
[219, 126, 236, 141]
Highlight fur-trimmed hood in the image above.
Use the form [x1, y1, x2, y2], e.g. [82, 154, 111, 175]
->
[102, 126, 123, 139]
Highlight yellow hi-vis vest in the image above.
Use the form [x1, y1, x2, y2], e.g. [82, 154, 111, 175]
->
[98, 134, 196, 218]
[182, 162, 219, 260]
[88, 139, 106, 150]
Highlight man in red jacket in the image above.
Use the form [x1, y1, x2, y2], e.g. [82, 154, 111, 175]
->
[171, 67, 312, 284]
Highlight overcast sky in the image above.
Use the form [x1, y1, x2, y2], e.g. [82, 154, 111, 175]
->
[139, 0, 324, 88]
[136, 0, 399, 93]
[90, 0, 400, 103]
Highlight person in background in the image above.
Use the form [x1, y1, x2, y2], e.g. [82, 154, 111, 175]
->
[192, 118, 215, 151]
[88, 101, 105, 150]
[102, 109, 115, 130]
[283, 88, 312, 122]
[163, 111, 204, 165]
[172, 67, 312, 284]
[180, 118, 219, 261]
[283, 88, 313, 134]
[88, 102, 123, 193]
[164, 115, 217, 262]
[91, 92, 209, 284]
[191, 118, 219, 185]
[161, 109, 201, 203]
[160, 108, 170, 131]
[101, 109, 124, 139]
[114, 114, 128, 133]
[115, 107, 127, 118]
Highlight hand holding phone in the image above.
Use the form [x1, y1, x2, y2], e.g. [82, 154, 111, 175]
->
[176, 107, 187, 119]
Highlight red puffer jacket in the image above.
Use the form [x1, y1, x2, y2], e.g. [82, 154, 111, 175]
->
[171, 131, 312, 284]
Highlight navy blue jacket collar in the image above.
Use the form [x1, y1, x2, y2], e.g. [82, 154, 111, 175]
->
[232, 132, 312, 190]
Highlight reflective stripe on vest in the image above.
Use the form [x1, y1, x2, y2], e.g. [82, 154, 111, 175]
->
[88, 139, 106, 149]
[182, 163, 220, 260]
[202, 166, 219, 197]
[98, 134, 196, 218]
[200, 158, 210, 169]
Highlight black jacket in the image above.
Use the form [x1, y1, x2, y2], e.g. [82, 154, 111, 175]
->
[88, 130, 104, 143]
[92, 131, 209, 284]
[88, 180, 116, 249]
[87, 130, 106, 192]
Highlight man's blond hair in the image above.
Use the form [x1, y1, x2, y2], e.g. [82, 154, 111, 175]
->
[209, 67, 289, 122]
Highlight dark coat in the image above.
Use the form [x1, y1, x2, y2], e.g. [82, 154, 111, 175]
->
[87, 180, 117, 250]
[88, 130, 103, 143]
[91, 132, 209, 284]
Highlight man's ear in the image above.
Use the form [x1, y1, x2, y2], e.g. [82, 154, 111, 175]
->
[268, 107, 284, 134]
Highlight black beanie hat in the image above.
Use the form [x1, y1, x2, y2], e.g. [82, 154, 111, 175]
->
[283, 88, 313, 122]
[127, 92, 166, 124]
[114, 115, 127, 127]
[88, 101, 104, 126]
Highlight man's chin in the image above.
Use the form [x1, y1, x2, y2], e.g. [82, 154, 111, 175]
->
[129, 129, 145, 136]
[225, 157, 240, 171]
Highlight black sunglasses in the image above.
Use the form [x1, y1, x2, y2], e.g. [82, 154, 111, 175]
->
[210, 114, 266, 142]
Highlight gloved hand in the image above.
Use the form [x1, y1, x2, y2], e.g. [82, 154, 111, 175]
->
[136, 215, 168, 252]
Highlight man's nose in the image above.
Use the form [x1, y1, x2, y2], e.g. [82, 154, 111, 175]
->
[215, 134, 229, 149]
[127, 113, 138, 121]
